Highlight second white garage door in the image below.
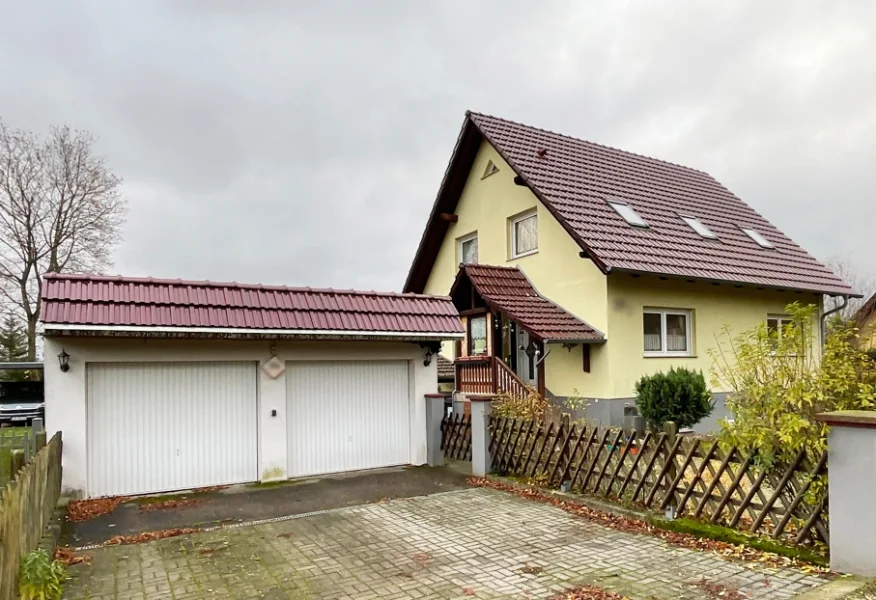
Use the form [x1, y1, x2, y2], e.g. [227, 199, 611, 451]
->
[87, 362, 258, 498]
[286, 361, 411, 478]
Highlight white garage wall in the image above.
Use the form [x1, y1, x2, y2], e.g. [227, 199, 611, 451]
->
[43, 336, 437, 498]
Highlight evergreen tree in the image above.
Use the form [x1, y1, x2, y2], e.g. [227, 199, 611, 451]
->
[0, 313, 30, 381]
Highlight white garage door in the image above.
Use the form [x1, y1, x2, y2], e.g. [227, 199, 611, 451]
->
[287, 361, 411, 478]
[87, 362, 258, 497]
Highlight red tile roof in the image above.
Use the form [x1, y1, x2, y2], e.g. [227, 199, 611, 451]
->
[455, 264, 604, 342]
[404, 111, 853, 296]
[41, 273, 463, 338]
[437, 355, 455, 380]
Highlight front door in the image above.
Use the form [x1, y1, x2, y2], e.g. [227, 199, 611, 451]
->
[516, 330, 538, 387]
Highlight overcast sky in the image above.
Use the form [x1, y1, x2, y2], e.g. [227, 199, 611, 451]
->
[1, 1, 873, 293]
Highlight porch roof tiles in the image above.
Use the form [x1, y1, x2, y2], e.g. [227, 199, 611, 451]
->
[458, 264, 604, 343]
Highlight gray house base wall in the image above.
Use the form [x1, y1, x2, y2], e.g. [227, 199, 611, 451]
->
[549, 392, 730, 434]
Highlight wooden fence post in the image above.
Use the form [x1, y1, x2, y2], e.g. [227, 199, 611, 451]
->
[35, 430, 47, 452]
[663, 421, 678, 519]
[10, 449, 24, 478]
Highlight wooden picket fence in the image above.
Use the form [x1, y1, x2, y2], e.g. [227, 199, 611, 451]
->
[0, 432, 63, 600]
[441, 413, 472, 461]
[489, 417, 828, 547]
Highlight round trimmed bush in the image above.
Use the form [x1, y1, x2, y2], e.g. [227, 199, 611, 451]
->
[635, 367, 713, 430]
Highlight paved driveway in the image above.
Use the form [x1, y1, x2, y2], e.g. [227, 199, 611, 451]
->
[64, 487, 826, 600]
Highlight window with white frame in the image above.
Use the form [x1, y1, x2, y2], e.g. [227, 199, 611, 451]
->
[767, 315, 795, 345]
[643, 309, 692, 356]
[510, 211, 538, 258]
[458, 233, 478, 264]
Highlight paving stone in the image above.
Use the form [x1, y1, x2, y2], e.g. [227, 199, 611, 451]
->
[64, 487, 828, 599]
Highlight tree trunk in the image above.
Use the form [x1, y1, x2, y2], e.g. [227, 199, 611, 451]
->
[26, 314, 36, 362]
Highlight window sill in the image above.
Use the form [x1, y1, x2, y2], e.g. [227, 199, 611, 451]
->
[509, 250, 539, 260]
[643, 353, 696, 359]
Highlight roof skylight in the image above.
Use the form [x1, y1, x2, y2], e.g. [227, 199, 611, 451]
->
[608, 200, 648, 228]
[741, 227, 774, 249]
[681, 215, 717, 239]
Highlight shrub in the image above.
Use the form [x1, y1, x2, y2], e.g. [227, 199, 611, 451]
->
[635, 367, 713, 430]
[867, 348, 876, 362]
[19, 549, 65, 600]
[710, 302, 876, 468]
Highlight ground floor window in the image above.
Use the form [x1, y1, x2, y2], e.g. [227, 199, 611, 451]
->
[643, 309, 692, 356]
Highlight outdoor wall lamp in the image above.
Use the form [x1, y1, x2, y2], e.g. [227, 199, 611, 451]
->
[58, 349, 70, 372]
[420, 342, 440, 367]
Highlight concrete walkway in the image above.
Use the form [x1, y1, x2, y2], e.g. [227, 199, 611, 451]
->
[64, 487, 828, 599]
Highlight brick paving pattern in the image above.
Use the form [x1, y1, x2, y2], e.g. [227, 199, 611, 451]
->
[64, 487, 826, 599]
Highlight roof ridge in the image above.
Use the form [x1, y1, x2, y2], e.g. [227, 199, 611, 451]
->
[466, 110, 713, 178]
[41, 273, 451, 301]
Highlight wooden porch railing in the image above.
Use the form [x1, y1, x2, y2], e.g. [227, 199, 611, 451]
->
[456, 356, 494, 395]
[456, 356, 531, 401]
[495, 357, 530, 400]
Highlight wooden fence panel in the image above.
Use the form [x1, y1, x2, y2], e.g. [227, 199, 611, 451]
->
[488, 419, 828, 547]
[0, 432, 62, 600]
[441, 413, 472, 461]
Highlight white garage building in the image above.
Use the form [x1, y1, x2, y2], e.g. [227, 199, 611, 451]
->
[41, 273, 462, 499]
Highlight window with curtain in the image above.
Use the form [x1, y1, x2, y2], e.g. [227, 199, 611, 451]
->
[469, 315, 487, 355]
[459, 234, 478, 264]
[511, 212, 538, 257]
[643, 309, 692, 356]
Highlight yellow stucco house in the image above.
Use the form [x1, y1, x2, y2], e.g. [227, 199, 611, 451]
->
[404, 111, 854, 430]
[856, 294, 876, 351]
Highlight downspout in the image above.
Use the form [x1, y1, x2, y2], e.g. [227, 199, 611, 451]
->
[821, 295, 849, 348]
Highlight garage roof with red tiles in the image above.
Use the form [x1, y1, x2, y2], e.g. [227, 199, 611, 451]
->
[404, 111, 853, 296]
[454, 264, 604, 342]
[41, 273, 464, 338]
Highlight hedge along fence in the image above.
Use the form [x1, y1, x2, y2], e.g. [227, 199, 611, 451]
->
[489, 417, 828, 548]
[0, 432, 63, 600]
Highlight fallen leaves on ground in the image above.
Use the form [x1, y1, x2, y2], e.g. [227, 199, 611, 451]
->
[138, 498, 204, 512]
[194, 485, 228, 493]
[469, 477, 830, 574]
[102, 527, 203, 546]
[549, 584, 630, 599]
[67, 496, 125, 521]
[54, 546, 91, 565]
[687, 578, 748, 599]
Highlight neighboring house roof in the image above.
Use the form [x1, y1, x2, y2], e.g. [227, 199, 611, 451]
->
[437, 355, 455, 381]
[404, 111, 854, 297]
[855, 292, 876, 326]
[40, 273, 463, 340]
[452, 264, 605, 343]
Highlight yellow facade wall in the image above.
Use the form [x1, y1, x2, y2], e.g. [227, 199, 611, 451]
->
[422, 138, 609, 397]
[860, 312, 876, 351]
[605, 275, 823, 397]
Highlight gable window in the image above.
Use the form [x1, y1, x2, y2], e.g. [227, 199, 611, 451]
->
[608, 200, 649, 228]
[741, 227, 774, 249]
[643, 309, 692, 356]
[510, 211, 538, 258]
[469, 314, 487, 355]
[458, 233, 478, 265]
[681, 215, 718, 239]
[482, 160, 499, 179]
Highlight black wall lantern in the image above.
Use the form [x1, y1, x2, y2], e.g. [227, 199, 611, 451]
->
[420, 342, 440, 367]
[58, 349, 70, 372]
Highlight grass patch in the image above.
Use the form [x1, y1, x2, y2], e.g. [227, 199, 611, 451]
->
[649, 516, 828, 566]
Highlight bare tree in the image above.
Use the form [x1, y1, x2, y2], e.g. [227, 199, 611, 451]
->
[0, 121, 126, 360]
[824, 255, 876, 321]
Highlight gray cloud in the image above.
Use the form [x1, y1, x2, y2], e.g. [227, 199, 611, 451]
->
[0, 0, 873, 292]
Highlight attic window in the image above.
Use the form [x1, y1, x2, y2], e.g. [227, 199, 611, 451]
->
[741, 227, 774, 249]
[482, 160, 499, 179]
[608, 201, 648, 228]
[681, 215, 717, 239]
